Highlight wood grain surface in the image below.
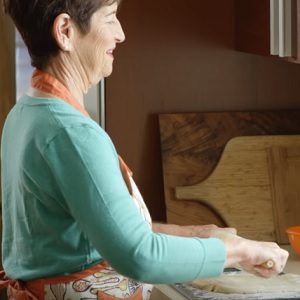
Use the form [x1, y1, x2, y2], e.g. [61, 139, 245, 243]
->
[159, 111, 300, 242]
[176, 136, 300, 242]
[267, 146, 300, 243]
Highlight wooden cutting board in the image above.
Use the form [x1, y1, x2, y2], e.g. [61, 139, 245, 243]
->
[159, 111, 300, 244]
[268, 146, 300, 243]
[175, 135, 300, 242]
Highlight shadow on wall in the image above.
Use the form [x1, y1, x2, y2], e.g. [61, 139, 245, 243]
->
[138, 113, 166, 220]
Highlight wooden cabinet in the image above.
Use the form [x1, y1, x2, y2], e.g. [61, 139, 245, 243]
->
[235, 0, 300, 63]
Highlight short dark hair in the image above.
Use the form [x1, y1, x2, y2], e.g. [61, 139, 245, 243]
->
[3, 0, 121, 69]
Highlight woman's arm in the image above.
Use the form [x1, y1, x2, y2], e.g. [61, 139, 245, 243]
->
[152, 223, 236, 238]
[153, 223, 289, 277]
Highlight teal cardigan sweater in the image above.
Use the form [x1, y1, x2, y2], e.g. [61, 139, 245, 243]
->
[1, 95, 226, 282]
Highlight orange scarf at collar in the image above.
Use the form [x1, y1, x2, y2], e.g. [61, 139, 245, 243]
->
[31, 69, 89, 117]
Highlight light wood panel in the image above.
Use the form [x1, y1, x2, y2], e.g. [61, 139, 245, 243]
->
[176, 136, 300, 242]
[268, 146, 300, 243]
[159, 112, 300, 241]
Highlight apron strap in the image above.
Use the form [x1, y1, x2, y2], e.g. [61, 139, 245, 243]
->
[0, 270, 38, 300]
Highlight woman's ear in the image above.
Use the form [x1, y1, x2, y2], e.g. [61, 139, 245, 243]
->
[52, 13, 74, 52]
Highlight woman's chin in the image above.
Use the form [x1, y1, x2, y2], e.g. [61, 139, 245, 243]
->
[90, 68, 113, 85]
[103, 68, 113, 78]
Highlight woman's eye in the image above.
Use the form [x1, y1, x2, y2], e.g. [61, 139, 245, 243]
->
[106, 15, 118, 25]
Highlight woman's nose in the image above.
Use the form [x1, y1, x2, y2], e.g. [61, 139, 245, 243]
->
[115, 20, 125, 43]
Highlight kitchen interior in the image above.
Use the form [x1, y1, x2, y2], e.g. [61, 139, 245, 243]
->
[1, 0, 300, 299]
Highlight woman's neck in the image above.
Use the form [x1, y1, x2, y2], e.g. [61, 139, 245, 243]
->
[30, 69, 90, 117]
[27, 87, 54, 99]
[43, 56, 90, 107]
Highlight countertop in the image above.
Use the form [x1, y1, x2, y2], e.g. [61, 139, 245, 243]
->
[282, 245, 300, 273]
[150, 245, 300, 300]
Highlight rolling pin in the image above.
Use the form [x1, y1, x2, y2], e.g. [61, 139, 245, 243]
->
[261, 260, 274, 269]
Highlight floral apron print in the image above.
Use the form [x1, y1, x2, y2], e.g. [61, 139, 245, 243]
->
[44, 265, 152, 300]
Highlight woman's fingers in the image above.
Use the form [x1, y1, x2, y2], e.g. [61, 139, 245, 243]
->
[258, 243, 288, 273]
[210, 231, 289, 277]
[223, 227, 237, 235]
[239, 242, 289, 277]
[191, 224, 237, 238]
[209, 227, 237, 237]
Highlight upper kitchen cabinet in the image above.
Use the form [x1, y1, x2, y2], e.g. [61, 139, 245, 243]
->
[235, 0, 300, 63]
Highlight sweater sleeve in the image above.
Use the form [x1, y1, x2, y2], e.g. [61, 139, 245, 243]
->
[43, 124, 226, 283]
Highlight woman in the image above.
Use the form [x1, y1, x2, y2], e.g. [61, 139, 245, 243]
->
[0, 0, 288, 299]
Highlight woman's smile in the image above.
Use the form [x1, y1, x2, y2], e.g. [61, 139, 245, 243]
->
[106, 48, 115, 59]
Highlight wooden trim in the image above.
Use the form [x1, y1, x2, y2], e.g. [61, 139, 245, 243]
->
[284, 0, 300, 63]
[296, 0, 300, 59]
[0, 10, 15, 136]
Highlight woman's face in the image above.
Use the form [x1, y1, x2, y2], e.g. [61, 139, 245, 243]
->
[73, 2, 125, 86]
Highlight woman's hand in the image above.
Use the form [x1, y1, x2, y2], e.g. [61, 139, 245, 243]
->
[152, 223, 236, 238]
[210, 230, 289, 278]
[190, 224, 237, 238]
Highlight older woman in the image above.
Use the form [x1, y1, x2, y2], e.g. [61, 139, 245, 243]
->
[0, 0, 288, 299]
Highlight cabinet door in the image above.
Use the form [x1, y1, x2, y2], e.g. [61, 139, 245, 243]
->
[292, 0, 300, 62]
[235, 0, 270, 56]
[235, 0, 300, 63]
